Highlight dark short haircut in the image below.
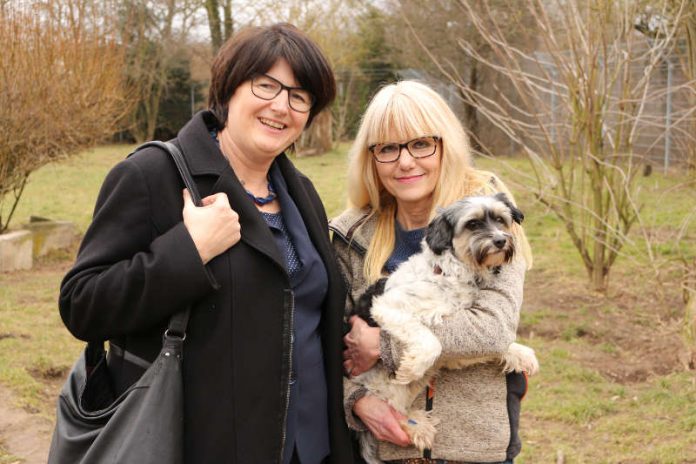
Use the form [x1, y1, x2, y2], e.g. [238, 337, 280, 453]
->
[208, 23, 336, 128]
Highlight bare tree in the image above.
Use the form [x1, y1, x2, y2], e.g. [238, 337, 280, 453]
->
[283, 0, 365, 154]
[204, 0, 233, 52]
[389, 0, 534, 155]
[416, 0, 694, 290]
[0, 0, 128, 232]
[120, 0, 200, 142]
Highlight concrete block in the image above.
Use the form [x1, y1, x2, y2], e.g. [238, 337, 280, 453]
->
[24, 217, 78, 257]
[0, 230, 33, 272]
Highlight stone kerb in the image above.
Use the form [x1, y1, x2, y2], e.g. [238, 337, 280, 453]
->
[24, 216, 78, 258]
[0, 230, 33, 272]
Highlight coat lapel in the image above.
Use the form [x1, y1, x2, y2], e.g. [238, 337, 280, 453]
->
[276, 155, 336, 284]
[214, 167, 285, 271]
[175, 111, 285, 272]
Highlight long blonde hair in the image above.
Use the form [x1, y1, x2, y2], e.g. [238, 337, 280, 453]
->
[347, 81, 532, 282]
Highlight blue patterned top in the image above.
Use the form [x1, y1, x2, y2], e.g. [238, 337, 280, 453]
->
[261, 211, 302, 279]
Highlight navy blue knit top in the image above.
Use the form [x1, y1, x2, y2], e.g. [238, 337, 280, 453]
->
[384, 221, 425, 273]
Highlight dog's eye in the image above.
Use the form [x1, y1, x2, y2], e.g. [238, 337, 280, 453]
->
[465, 220, 481, 229]
[494, 216, 505, 224]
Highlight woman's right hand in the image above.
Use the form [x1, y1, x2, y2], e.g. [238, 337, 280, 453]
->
[183, 189, 241, 264]
[353, 395, 411, 447]
[343, 315, 381, 376]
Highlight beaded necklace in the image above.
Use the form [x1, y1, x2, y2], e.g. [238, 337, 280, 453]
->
[245, 178, 277, 205]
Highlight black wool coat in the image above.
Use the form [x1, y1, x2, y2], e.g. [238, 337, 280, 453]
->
[59, 111, 354, 464]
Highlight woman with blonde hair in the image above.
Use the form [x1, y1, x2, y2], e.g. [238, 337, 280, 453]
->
[330, 80, 533, 464]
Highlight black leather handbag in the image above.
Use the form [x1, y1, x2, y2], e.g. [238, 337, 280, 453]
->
[48, 141, 201, 464]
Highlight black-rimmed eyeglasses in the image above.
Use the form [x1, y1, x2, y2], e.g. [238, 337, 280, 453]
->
[250, 74, 315, 113]
[369, 136, 441, 163]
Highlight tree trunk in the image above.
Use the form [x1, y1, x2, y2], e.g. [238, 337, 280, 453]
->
[464, 62, 482, 153]
[589, 262, 608, 292]
[297, 111, 333, 156]
[590, 203, 609, 291]
[685, 10, 696, 171]
[205, 0, 222, 51]
[146, 86, 163, 141]
[223, 0, 233, 40]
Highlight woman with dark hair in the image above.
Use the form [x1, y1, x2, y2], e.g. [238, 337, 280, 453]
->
[59, 23, 354, 464]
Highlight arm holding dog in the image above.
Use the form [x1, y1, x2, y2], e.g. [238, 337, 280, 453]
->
[379, 256, 525, 372]
[376, 179, 531, 372]
[333, 235, 377, 430]
[333, 234, 412, 446]
[332, 204, 527, 395]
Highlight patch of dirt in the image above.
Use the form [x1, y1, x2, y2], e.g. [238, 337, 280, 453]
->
[0, 262, 71, 287]
[520, 265, 691, 383]
[0, 334, 30, 341]
[0, 385, 51, 464]
[0, 250, 76, 463]
[27, 365, 69, 382]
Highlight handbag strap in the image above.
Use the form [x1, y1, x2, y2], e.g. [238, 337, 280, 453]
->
[86, 140, 202, 360]
[136, 140, 204, 340]
[86, 141, 201, 362]
[136, 141, 202, 206]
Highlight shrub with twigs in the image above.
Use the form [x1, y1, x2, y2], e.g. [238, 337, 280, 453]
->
[0, 1, 128, 233]
[412, 0, 695, 290]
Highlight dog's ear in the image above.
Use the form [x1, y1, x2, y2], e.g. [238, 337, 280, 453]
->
[425, 213, 454, 255]
[495, 192, 524, 224]
[351, 277, 387, 328]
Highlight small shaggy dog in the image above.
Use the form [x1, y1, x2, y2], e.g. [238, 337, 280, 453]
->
[349, 193, 539, 464]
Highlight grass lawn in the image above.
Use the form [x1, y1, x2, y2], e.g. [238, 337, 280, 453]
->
[1, 144, 695, 462]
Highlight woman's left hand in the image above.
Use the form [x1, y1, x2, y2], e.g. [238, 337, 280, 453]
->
[343, 316, 381, 376]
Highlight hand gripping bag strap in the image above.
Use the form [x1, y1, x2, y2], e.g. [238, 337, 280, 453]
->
[48, 139, 203, 464]
[83, 140, 198, 355]
[142, 140, 199, 338]
[132, 140, 201, 337]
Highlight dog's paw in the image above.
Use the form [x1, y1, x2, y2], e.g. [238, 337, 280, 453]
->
[393, 348, 439, 384]
[401, 410, 439, 451]
[393, 360, 427, 384]
[393, 368, 417, 385]
[502, 342, 539, 376]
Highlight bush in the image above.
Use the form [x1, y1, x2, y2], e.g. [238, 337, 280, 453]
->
[0, 3, 128, 232]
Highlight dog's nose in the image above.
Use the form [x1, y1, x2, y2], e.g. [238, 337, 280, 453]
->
[493, 238, 507, 249]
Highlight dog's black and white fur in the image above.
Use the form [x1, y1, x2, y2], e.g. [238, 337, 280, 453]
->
[349, 193, 539, 464]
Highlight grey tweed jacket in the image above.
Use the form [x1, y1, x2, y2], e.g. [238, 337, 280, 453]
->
[329, 206, 527, 463]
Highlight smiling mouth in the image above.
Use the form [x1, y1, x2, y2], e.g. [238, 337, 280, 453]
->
[259, 117, 285, 130]
[396, 174, 424, 182]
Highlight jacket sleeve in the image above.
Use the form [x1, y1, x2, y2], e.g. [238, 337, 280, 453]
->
[380, 256, 526, 371]
[331, 235, 371, 430]
[330, 235, 357, 315]
[59, 158, 218, 341]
